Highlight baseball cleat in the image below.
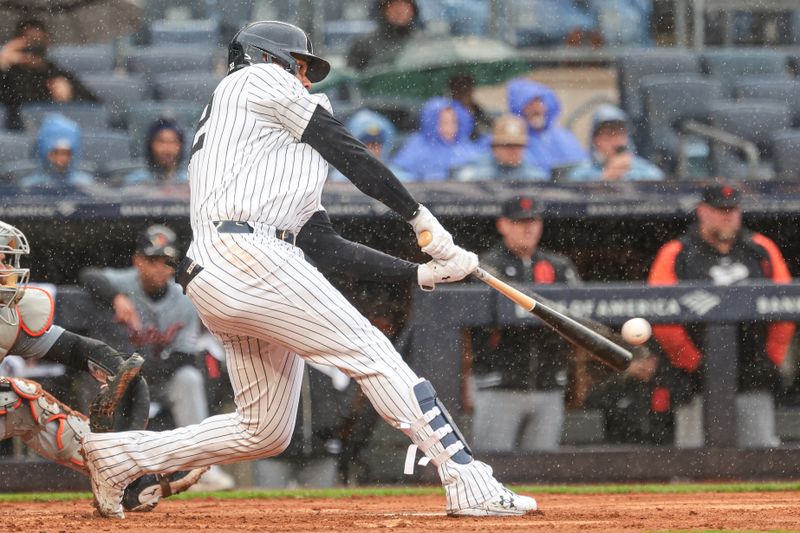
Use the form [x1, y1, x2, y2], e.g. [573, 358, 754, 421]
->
[89, 353, 144, 433]
[81, 437, 125, 519]
[123, 467, 210, 512]
[448, 487, 538, 517]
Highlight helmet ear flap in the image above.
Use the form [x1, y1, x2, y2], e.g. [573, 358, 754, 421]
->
[227, 41, 246, 73]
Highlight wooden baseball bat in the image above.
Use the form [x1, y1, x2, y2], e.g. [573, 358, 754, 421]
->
[418, 230, 632, 371]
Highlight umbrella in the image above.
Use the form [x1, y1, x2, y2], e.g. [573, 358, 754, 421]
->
[0, 0, 143, 44]
[357, 36, 533, 99]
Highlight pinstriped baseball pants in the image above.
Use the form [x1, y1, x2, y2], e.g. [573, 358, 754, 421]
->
[84, 226, 502, 511]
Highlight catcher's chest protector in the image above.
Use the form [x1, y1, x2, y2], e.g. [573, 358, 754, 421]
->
[0, 288, 54, 359]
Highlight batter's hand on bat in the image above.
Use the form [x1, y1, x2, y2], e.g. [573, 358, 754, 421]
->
[417, 247, 479, 290]
[408, 205, 456, 260]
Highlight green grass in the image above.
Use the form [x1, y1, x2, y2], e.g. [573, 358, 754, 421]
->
[2, 481, 800, 503]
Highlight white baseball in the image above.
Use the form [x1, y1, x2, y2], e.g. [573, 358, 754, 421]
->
[621, 317, 652, 345]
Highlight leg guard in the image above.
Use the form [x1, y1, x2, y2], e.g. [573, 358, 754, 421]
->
[0, 377, 89, 469]
[403, 379, 473, 473]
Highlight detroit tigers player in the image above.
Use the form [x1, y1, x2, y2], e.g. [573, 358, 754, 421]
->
[0, 220, 206, 511]
[82, 21, 537, 518]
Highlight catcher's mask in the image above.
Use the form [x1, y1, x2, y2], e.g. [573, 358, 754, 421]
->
[0, 221, 30, 315]
[227, 20, 330, 82]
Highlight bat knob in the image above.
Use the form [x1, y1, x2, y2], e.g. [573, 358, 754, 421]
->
[418, 230, 432, 248]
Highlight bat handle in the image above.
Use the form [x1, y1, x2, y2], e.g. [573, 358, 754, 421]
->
[417, 230, 432, 248]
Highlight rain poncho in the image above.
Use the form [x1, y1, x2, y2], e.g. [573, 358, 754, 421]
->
[507, 79, 587, 172]
[391, 97, 481, 181]
[19, 113, 93, 188]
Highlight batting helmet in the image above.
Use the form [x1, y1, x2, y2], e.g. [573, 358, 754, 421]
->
[0, 221, 30, 315]
[228, 20, 330, 82]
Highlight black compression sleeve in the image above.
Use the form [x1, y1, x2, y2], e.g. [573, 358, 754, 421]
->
[45, 330, 124, 377]
[79, 267, 118, 306]
[297, 210, 418, 283]
[300, 105, 420, 220]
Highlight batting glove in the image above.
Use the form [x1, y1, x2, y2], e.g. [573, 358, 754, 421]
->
[408, 205, 456, 260]
[417, 247, 479, 291]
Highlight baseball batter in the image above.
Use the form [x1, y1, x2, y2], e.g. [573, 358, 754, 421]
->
[0, 220, 205, 511]
[83, 21, 537, 518]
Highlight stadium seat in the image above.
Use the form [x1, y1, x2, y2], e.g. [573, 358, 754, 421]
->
[733, 78, 800, 126]
[640, 75, 721, 169]
[79, 74, 149, 128]
[771, 129, 800, 181]
[708, 100, 791, 179]
[19, 103, 111, 133]
[701, 48, 791, 95]
[0, 159, 39, 184]
[616, 49, 701, 123]
[125, 46, 220, 77]
[49, 44, 115, 73]
[152, 72, 222, 103]
[149, 18, 220, 44]
[125, 101, 203, 158]
[0, 132, 34, 163]
[98, 158, 146, 186]
[81, 130, 132, 165]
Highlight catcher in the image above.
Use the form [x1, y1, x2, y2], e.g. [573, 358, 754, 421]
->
[0, 220, 205, 511]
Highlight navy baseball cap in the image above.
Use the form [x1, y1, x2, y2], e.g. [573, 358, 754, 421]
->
[136, 225, 179, 259]
[702, 184, 740, 209]
[502, 196, 545, 220]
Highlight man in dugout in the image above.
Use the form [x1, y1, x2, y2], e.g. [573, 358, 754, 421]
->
[648, 183, 795, 447]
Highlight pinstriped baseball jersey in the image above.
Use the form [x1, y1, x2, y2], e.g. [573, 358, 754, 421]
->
[188, 63, 333, 233]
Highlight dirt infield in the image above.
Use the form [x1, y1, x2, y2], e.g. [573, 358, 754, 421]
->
[2, 490, 800, 532]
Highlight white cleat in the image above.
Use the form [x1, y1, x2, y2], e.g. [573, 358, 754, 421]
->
[81, 437, 125, 519]
[448, 488, 538, 517]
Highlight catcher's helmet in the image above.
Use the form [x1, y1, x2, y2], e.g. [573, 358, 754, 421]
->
[0, 221, 30, 316]
[228, 20, 330, 82]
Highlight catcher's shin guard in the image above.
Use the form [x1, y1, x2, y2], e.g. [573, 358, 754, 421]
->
[0, 377, 89, 469]
[89, 353, 145, 432]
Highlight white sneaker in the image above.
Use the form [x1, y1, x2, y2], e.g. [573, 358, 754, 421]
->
[448, 488, 538, 517]
[187, 465, 236, 492]
[81, 436, 125, 519]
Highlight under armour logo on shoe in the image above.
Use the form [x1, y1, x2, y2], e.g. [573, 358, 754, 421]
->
[498, 494, 516, 509]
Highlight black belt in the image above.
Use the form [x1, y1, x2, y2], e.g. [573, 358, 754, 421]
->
[213, 220, 296, 243]
[175, 256, 203, 294]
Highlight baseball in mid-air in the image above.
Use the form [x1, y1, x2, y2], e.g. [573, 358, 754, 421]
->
[621, 318, 652, 345]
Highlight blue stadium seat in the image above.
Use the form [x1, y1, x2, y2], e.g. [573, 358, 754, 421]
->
[149, 18, 220, 44]
[733, 78, 800, 126]
[152, 72, 222, 103]
[98, 158, 146, 185]
[771, 129, 800, 181]
[701, 48, 791, 95]
[0, 132, 34, 162]
[126, 101, 203, 158]
[19, 103, 111, 133]
[81, 130, 132, 165]
[49, 44, 115, 73]
[708, 100, 791, 179]
[79, 74, 149, 128]
[125, 46, 220, 77]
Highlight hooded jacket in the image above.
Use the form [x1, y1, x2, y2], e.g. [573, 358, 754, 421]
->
[391, 97, 480, 181]
[346, 0, 421, 71]
[19, 113, 93, 188]
[125, 118, 188, 185]
[506, 79, 587, 172]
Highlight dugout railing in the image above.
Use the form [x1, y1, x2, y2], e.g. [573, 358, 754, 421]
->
[406, 281, 800, 483]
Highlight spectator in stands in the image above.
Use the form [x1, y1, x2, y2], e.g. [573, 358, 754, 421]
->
[648, 183, 795, 448]
[79, 225, 235, 490]
[506, 78, 587, 175]
[19, 113, 93, 189]
[448, 72, 493, 140]
[391, 97, 480, 180]
[347, 0, 421, 71]
[329, 109, 410, 181]
[455, 114, 549, 181]
[471, 195, 580, 452]
[566, 104, 664, 182]
[125, 118, 187, 185]
[0, 18, 97, 130]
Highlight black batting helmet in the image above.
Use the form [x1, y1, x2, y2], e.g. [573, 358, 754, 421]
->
[228, 20, 330, 82]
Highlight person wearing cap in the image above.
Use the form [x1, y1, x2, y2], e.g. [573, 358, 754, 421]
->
[124, 118, 188, 186]
[19, 113, 94, 189]
[455, 114, 549, 182]
[566, 104, 664, 182]
[471, 196, 581, 452]
[648, 183, 794, 448]
[79, 224, 236, 491]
